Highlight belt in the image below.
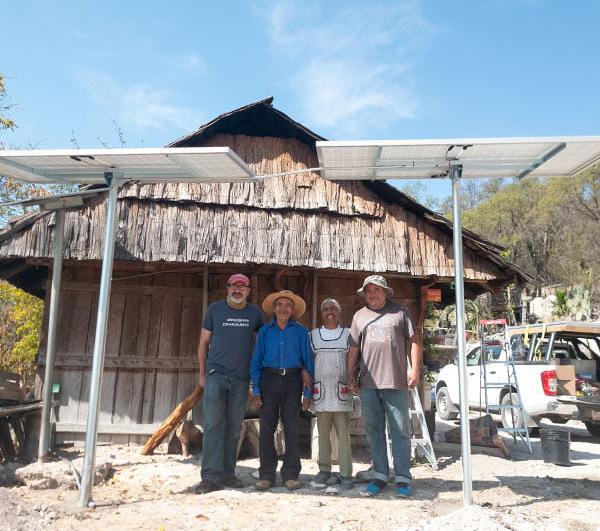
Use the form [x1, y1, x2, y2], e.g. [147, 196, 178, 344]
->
[264, 367, 301, 376]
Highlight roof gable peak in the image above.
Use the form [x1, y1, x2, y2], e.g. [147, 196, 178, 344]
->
[168, 97, 325, 147]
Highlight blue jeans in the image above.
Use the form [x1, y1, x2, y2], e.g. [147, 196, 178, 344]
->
[360, 388, 412, 485]
[201, 371, 249, 483]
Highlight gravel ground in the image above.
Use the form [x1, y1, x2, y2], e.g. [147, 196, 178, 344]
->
[1, 419, 599, 530]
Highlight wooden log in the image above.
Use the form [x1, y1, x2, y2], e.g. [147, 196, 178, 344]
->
[443, 414, 511, 458]
[141, 383, 203, 455]
[0, 419, 16, 461]
[11, 417, 26, 454]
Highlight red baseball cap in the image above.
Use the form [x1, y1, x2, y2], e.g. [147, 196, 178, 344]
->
[227, 273, 250, 287]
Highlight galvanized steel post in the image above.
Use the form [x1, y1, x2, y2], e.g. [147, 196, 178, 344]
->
[38, 208, 65, 462]
[79, 175, 119, 507]
[451, 162, 473, 506]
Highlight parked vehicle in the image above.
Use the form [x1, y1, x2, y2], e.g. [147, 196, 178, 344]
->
[435, 322, 600, 436]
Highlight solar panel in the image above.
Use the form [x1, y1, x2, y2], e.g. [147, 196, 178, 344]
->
[0, 147, 256, 185]
[316, 136, 600, 180]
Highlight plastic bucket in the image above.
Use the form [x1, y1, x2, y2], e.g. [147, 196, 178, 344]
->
[540, 428, 571, 465]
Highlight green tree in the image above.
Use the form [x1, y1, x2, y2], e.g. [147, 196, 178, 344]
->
[461, 170, 600, 291]
[0, 280, 43, 387]
[0, 74, 44, 387]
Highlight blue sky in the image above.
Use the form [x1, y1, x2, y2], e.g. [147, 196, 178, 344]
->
[2, 0, 599, 200]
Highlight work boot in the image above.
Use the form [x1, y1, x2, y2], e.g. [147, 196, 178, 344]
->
[194, 480, 223, 494]
[284, 479, 302, 491]
[223, 476, 245, 488]
[255, 479, 273, 491]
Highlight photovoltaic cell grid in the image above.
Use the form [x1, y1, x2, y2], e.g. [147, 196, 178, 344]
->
[0, 147, 256, 184]
[316, 137, 600, 180]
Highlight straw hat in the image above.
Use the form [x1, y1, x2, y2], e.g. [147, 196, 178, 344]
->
[261, 290, 306, 319]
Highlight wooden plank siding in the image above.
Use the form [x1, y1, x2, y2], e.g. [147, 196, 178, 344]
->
[38, 265, 205, 444]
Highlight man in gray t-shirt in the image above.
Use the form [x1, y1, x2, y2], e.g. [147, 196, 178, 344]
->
[196, 273, 263, 494]
[348, 275, 421, 499]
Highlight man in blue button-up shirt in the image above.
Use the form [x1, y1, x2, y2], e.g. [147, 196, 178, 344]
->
[251, 290, 314, 491]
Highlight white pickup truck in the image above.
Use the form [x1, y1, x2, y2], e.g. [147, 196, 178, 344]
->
[435, 322, 600, 436]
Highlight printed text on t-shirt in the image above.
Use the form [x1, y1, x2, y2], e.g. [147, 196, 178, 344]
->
[222, 318, 251, 328]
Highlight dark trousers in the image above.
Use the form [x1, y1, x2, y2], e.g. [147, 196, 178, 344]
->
[259, 370, 302, 482]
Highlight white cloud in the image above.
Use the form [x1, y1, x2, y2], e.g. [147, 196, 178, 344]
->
[260, 0, 435, 134]
[121, 85, 198, 130]
[172, 53, 206, 73]
[77, 70, 201, 133]
[298, 59, 415, 134]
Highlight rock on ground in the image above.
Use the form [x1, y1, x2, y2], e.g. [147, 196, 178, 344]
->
[15, 459, 113, 490]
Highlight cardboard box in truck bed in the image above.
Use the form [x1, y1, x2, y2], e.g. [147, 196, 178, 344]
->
[554, 364, 576, 396]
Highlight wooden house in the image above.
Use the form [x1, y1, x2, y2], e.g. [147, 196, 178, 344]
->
[0, 97, 528, 444]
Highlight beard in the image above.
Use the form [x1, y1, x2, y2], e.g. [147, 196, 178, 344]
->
[227, 293, 246, 307]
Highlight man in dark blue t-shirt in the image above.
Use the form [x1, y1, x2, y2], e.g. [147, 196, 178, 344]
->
[195, 273, 263, 494]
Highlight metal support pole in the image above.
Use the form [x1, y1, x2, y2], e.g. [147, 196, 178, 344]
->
[451, 163, 473, 506]
[38, 209, 65, 462]
[79, 175, 119, 507]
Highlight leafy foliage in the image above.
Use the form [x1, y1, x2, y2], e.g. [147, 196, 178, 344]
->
[552, 289, 568, 319]
[0, 76, 44, 386]
[0, 280, 43, 386]
[462, 167, 600, 290]
[0, 73, 16, 133]
[441, 297, 492, 335]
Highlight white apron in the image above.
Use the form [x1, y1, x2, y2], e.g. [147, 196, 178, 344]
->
[310, 327, 353, 413]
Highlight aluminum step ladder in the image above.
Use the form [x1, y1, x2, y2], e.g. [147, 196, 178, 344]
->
[479, 319, 532, 453]
[385, 361, 438, 471]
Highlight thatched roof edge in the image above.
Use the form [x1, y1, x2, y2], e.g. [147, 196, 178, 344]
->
[364, 180, 533, 283]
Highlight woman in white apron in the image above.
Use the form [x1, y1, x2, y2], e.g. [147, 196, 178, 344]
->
[310, 298, 354, 490]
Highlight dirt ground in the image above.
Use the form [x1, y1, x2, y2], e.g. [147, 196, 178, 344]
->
[1, 418, 600, 531]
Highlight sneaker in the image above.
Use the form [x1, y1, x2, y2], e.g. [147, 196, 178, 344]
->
[223, 476, 245, 488]
[194, 480, 223, 494]
[326, 474, 340, 486]
[255, 479, 273, 491]
[284, 479, 302, 491]
[340, 477, 354, 490]
[355, 468, 374, 483]
[310, 471, 330, 488]
[395, 482, 412, 498]
[359, 479, 386, 497]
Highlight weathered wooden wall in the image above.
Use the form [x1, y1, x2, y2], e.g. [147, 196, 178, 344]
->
[37, 263, 204, 444]
[36, 262, 425, 444]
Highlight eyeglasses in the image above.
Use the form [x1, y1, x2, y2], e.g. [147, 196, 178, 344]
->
[227, 283, 249, 288]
